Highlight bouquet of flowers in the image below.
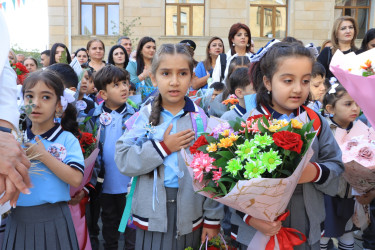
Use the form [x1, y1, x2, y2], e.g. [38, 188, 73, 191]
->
[221, 94, 239, 110]
[11, 62, 29, 85]
[330, 49, 375, 127]
[182, 113, 317, 249]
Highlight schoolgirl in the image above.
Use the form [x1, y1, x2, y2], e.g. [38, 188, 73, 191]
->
[2, 70, 84, 250]
[115, 44, 224, 250]
[320, 83, 360, 250]
[235, 42, 344, 250]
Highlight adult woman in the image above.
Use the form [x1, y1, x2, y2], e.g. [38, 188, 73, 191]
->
[107, 45, 129, 69]
[24, 57, 38, 72]
[192, 37, 224, 90]
[357, 28, 375, 54]
[74, 48, 89, 65]
[49, 43, 72, 65]
[126, 36, 156, 98]
[212, 23, 252, 84]
[82, 39, 106, 72]
[317, 16, 358, 79]
[8, 50, 17, 64]
[320, 40, 333, 53]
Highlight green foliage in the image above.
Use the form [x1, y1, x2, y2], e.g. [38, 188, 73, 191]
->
[111, 17, 142, 45]
[11, 44, 41, 64]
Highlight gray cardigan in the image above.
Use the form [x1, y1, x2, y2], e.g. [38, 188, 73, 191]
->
[115, 103, 224, 235]
[233, 108, 344, 246]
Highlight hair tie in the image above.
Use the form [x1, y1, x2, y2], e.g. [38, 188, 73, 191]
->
[328, 83, 339, 94]
[61, 88, 76, 111]
[250, 39, 281, 63]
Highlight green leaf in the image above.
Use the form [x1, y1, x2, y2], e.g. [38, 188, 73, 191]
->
[277, 169, 292, 176]
[197, 145, 208, 153]
[218, 182, 228, 195]
[262, 115, 270, 127]
[200, 187, 217, 193]
[304, 120, 314, 133]
[213, 157, 228, 168]
[218, 177, 235, 183]
[205, 136, 217, 144]
[216, 151, 234, 160]
[257, 119, 267, 134]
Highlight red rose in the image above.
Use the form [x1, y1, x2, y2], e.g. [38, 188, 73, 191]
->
[272, 131, 303, 154]
[190, 135, 208, 154]
[247, 114, 271, 123]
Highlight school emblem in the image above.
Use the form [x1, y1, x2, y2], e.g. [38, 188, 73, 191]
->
[75, 100, 87, 111]
[48, 143, 67, 161]
[99, 112, 112, 126]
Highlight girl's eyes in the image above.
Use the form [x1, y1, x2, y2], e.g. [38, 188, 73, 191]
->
[303, 79, 311, 84]
[161, 72, 169, 76]
[25, 94, 33, 99]
[42, 96, 50, 100]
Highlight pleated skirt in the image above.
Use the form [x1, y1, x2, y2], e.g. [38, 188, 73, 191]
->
[135, 188, 202, 250]
[2, 202, 79, 250]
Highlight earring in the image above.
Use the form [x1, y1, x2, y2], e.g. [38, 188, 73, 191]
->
[267, 90, 271, 94]
[247, 44, 250, 47]
[232, 43, 235, 47]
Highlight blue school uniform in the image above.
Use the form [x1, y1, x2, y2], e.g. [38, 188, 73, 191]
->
[194, 61, 213, 89]
[221, 103, 246, 121]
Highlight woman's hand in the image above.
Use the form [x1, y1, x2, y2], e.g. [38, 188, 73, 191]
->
[201, 227, 220, 243]
[68, 190, 86, 206]
[140, 66, 151, 80]
[298, 162, 318, 184]
[248, 217, 282, 236]
[163, 124, 195, 153]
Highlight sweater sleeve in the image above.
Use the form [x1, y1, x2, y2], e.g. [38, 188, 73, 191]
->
[126, 61, 141, 84]
[202, 196, 224, 229]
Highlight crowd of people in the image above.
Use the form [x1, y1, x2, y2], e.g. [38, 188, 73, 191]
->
[1, 11, 375, 250]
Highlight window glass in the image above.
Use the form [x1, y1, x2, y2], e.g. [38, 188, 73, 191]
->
[166, 5, 178, 35]
[250, 0, 286, 4]
[335, 0, 369, 6]
[82, 0, 119, 2]
[108, 5, 119, 35]
[275, 7, 286, 38]
[180, 7, 190, 36]
[96, 6, 105, 35]
[81, 5, 93, 35]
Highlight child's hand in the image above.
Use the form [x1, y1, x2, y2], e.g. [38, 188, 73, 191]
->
[201, 227, 220, 243]
[163, 124, 195, 153]
[68, 190, 86, 206]
[356, 190, 375, 205]
[298, 162, 318, 184]
[25, 136, 47, 161]
[248, 217, 281, 236]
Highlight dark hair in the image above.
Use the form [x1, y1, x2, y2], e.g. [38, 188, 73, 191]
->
[149, 44, 193, 126]
[41, 50, 50, 56]
[48, 63, 79, 89]
[255, 42, 315, 107]
[75, 48, 88, 57]
[359, 28, 375, 52]
[228, 23, 251, 56]
[222, 56, 251, 101]
[107, 45, 129, 69]
[49, 43, 72, 65]
[210, 82, 225, 91]
[136, 36, 156, 76]
[24, 57, 38, 68]
[94, 65, 130, 91]
[323, 83, 347, 111]
[312, 61, 326, 78]
[129, 82, 136, 92]
[22, 70, 79, 136]
[227, 67, 251, 96]
[86, 39, 105, 53]
[203, 36, 225, 72]
[282, 36, 304, 45]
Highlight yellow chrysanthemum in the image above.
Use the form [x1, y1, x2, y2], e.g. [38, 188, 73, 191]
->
[276, 119, 289, 128]
[206, 143, 218, 152]
[217, 138, 233, 148]
[221, 129, 231, 137]
[268, 124, 281, 133]
[291, 119, 303, 129]
[229, 133, 239, 142]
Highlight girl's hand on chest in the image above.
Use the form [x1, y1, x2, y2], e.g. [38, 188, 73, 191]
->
[25, 136, 47, 161]
[163, 124, 195, 153]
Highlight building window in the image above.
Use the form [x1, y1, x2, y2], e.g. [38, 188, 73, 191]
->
[165, 0, 205, 36]
[335, 0, 371, 39]
[80, 0, 119, 35]
[249, 0, 287, 38]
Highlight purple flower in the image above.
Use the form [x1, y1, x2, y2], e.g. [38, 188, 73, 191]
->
[357, 146, 374, 160]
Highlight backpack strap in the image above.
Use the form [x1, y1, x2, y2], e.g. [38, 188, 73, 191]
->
[302, 105, 322, 137]
[219, 53, 227, 83]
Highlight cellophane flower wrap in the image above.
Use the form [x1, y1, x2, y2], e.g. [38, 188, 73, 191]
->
[11, 62, 29, 85]
[334, 120, 375, 194]
[330, 49, 375, 127]
[181, 113, 317, 250]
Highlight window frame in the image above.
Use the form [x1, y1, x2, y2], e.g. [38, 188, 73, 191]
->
[80, 1, 119, 35]
[165, 0, 205, 36]
[250, 1, 288, 38]
[334, 1, 371, 32]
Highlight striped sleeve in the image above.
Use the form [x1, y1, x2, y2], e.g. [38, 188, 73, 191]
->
[151, 140, 172, 159]
[203, 217, 221, 229]
[235, 210, 252, 225]
[67, 161, 85, 174]
[311, 162, 330, 184]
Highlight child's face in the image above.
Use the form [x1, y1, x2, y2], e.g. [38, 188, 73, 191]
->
[24, 81, 61, 127]
[264, 56, 312, 115]
[87, 77, 96, 95]
[129, 89, 135, 96]
[329, 92, 360, 127]
[151, 54, 192, 109]
[80, 71, 89, 95]
[211, 89, 223, 101]
[100, 80, 129, 109]
[310, 75, 326, 102]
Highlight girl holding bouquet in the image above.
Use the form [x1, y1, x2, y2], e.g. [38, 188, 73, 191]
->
[234, 42, 344, 249]
[115, 44, 224, 250]
[2, 70, 84, 250]
[320, 83, 360, 250]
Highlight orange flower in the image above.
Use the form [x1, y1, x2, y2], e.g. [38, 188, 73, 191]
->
[217, 138, 233, 148]
[291, 119, 303, 129]
[360, 59, 372, 70]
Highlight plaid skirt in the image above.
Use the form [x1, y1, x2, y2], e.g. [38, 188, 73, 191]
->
[2, 202, 79, 250]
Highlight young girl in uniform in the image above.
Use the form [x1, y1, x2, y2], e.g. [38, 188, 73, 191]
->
[2, 70, 84, 250]
[115, 44, 223, 250]
[233, 42, 344, 250]
[320, 83, 360, 250]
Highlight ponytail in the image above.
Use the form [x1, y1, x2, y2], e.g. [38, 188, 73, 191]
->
[61, 103, 80, 137]
[149, 94, 163, 126]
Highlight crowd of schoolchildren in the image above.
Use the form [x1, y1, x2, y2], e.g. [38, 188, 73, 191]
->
[4, 16, 375, 250]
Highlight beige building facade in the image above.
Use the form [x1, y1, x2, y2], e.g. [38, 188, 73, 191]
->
[48, 0, 374, 61]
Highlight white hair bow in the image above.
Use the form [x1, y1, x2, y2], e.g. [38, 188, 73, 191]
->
[328, 83, 339, 94]
[60, 88, 76, 111]
[329, 77, 338, 85]
[250, 39, 280, 63]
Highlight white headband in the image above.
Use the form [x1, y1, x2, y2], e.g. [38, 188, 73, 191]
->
[250, 39, 281, 63]
[328, 83, 339, 94]
[60, 88, 76, 111]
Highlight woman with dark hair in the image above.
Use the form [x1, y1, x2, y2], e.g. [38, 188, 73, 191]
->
[74, 48, 88, 65]
[107, 45, 129, 69]
[192, 36, 224, 90]
[357, 28, 375, 54]
[24, 57, 38, 72]
[81, 39, 106, 72]
[49, 43, 72, 65]
[317, 16, 358, 79]
[212, 23, 252, 84]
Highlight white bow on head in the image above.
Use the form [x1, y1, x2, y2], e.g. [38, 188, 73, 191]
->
[328, 83, 339, 94]
[60, 88, 76, 111]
